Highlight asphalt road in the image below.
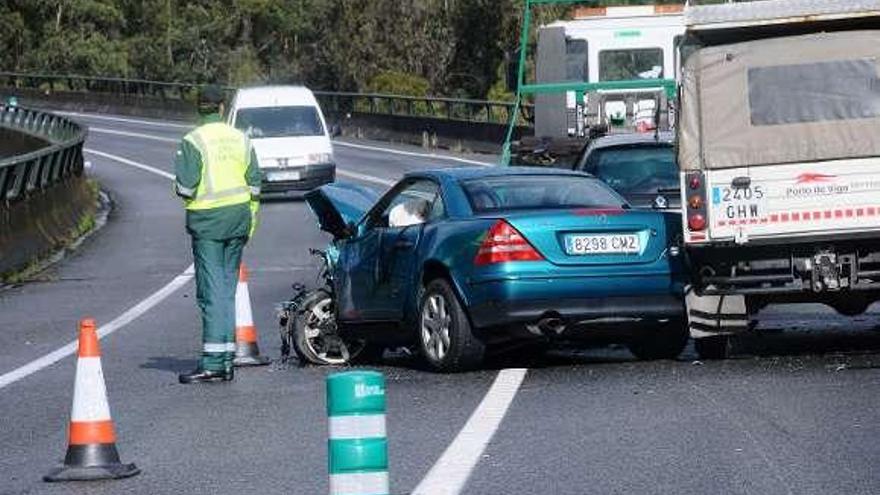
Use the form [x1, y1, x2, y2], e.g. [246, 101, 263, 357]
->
[0, 112, 878, 495]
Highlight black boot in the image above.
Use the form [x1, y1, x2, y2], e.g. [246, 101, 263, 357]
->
[178, 368, 227, 384]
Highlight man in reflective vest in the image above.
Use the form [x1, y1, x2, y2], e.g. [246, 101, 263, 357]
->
[175, 86, 261, 384]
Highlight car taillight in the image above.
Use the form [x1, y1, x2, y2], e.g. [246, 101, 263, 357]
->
[474, 220, 543, 266]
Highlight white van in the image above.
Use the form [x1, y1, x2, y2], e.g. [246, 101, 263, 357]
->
[227, 86, 336, 194]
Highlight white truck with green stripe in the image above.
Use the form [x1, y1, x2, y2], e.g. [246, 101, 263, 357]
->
[678, 0, 880, 358]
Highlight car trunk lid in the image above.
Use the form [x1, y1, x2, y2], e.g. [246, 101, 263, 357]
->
[500, 208, 677, 266]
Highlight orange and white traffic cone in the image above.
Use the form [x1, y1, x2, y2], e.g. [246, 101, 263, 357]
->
[233, 264, 270, 367]
[44, 319, 139, 482]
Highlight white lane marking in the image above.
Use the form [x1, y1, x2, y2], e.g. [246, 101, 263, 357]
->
[0, 148, 195, 390]
[87, 128, 398, 187]
[336, 169, 394, 187]
[72, 111, 494, 167]
[412, 368, 528, 495]
[90, 127, 179, 143]
[60, 111, 193, 129]
[85, 148, 175, 180]
[334, 141, 495, 167]
[0, 267, 194, 391]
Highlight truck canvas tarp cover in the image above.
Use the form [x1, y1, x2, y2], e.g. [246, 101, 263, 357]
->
[679, 30, 880, 170]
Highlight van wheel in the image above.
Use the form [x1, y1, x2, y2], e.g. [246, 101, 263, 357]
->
[627, 319, 688, 360]
[418, 279, 485, 372]
[694, 335, 732, 360]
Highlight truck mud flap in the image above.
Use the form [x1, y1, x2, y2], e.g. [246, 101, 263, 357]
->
[685, 285, 749, 338]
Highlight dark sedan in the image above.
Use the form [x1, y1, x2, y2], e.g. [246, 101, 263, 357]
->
[576, 132, 679, 210]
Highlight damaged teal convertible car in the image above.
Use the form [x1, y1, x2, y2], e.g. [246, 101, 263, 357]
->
[282, 167, 687, 372]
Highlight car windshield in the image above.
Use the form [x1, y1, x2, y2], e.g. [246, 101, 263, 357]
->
[233, 106, 324, 138]
[462, 175, 626, 213]
[583, 145, 678, 194]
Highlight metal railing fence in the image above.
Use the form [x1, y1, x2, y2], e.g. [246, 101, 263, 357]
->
[0, 72, 532, 126]
[0, 105, 86, 203]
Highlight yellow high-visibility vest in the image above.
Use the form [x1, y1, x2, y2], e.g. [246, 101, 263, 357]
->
[184, 123, 252, 211]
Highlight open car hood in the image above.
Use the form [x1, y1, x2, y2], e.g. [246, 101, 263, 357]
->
[304, 183, 381, 239]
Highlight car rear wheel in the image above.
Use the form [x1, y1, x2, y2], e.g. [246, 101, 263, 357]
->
[418, 279, 485, 372]
[627, 319, 688, 361]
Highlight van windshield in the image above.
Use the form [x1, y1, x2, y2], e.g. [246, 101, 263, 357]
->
[234, 106, 324, 138]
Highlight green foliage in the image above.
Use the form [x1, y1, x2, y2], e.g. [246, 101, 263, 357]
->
[1, 0, 719, 98]
[366, 71, 430, 97]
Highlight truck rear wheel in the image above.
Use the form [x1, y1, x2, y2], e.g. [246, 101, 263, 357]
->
[627, 319, 688, 361]
[694, 335, 732, 360]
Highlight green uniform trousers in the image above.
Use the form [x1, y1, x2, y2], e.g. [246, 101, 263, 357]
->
[192, 236, 246, 372]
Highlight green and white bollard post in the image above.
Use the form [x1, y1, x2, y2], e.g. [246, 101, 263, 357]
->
[326, 371, 389, 495]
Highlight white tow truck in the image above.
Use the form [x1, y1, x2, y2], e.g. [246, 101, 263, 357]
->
[509, 4, 684, 166]
[678, 0, 880, 358]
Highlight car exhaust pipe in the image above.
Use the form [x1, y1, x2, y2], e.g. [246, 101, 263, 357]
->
[537, 316, 566, 335]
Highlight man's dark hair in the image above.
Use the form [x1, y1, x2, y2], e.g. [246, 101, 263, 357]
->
[197, 85, 225, 115]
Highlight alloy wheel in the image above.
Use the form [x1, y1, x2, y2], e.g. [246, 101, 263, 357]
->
[421, 294, 452, 362]
[302, 297, 350, 364]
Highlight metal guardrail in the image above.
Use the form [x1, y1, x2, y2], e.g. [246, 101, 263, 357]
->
[0, 72, 532, 126]
[0, 105, 86, 203]
[313, 91, 531, 126]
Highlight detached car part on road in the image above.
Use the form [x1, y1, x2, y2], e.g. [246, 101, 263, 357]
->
[282, 167, 687, 372]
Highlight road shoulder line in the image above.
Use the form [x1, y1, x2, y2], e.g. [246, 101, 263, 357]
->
[60, 111, 193, 129]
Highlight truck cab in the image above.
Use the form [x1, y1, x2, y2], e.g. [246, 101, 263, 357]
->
[535, 5, 685, 139]
[677, 0, 880, 357]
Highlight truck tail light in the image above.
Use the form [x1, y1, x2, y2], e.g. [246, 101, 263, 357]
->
[685, 172, 708, 233]
[475, 220, 543, 266]
[688, 213, 707, 231]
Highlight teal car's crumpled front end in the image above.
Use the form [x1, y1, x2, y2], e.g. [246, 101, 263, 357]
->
[304, 182, 379, 240]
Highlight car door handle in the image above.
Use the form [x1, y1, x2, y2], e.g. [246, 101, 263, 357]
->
[394, 240, 415, 251]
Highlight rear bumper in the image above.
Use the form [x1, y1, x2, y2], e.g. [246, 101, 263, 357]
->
[261, 163, 335, 193]
[465, 273, 684, 333]
[686, 234, 880, 296]
[470, 294, 684, 330]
